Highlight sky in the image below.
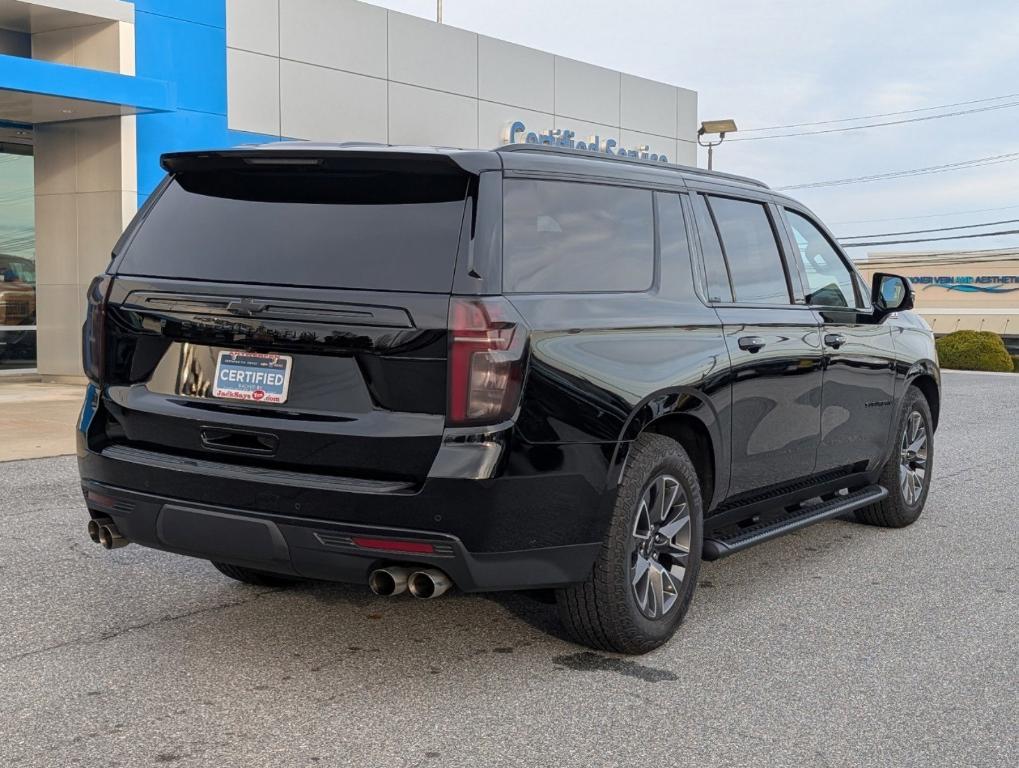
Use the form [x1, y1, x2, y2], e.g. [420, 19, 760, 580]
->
[366, 0, 1019, 255]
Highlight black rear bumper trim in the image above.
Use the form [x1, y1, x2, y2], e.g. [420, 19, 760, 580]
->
[81, 479, 601, 591]
[101, 444, 414, 495]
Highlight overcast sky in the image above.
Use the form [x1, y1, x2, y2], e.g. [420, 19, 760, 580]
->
[368, 0, 1019, 254]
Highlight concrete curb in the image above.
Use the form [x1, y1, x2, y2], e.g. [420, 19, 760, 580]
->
[941, 369, 1018, 377]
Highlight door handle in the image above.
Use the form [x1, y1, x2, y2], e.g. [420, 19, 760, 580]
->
[738, 336, 766, 352]
[824, 333, 847, 349]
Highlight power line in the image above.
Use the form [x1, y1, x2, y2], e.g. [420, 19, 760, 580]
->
[730, 100, 1019, 141]
[840, 229, 1019, 248]
[839, 217, 1019, 240]
[830, 203, 1019, 226]
[862, 253, 1019, 260]
[853, 254, 1019, 267]
[740, 92, 1019, 132]
[776, 151, 1019, 191]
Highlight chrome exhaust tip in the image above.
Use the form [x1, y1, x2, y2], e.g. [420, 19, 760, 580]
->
[86, 518, 107, 545]
[98, 522, 128, 550]
[368, 566, 413, 596]
[407, 568, 452, 599]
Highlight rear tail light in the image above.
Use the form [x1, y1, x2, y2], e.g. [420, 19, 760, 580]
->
[447, 297, 528, 427]
[82, 275, 111, 383]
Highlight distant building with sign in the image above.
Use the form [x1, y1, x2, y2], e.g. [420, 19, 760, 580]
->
[855, 250, 1019, 352]
[0, 0, 699, 379]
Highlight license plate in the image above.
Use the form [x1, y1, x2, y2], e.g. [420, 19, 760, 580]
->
[213, 351, 292, 404]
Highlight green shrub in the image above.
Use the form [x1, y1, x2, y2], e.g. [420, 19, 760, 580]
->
[935, 331, 1015, 372]
[1012, 355, 1019, 373]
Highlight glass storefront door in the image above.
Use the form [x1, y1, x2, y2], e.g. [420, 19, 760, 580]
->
[0, 134, 35, 371]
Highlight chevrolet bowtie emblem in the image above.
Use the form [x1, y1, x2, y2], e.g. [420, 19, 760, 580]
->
[226, 298, 269, 317]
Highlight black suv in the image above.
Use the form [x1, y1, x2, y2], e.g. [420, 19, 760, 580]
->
[78, 143, 939, 654]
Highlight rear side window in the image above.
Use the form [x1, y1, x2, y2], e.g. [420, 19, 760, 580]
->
[657, 193, 700, 301]
[691, 195, 734, 303]
[116, 168, 469, 292]
[503, 179, 654, 293]
[706, 196, 790, 305]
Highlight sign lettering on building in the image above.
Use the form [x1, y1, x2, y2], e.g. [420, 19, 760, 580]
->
[504, 121, 669, 163]
[909, 275, 1019, 294]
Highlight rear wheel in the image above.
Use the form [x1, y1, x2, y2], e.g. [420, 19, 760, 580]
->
[556, 434, 703, 654]
[211, 561, 303, 587]
[856, 386, 934, 528]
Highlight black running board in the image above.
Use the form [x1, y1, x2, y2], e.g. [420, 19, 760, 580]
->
[702, 484, 888, 561]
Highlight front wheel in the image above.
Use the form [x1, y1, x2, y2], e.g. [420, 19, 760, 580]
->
[856, 386, 934, 528]
[556, 434, 703, 654]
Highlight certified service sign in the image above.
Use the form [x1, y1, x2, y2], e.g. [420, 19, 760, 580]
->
[504, 120, 669, 163]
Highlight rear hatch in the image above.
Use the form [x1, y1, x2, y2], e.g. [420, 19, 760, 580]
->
[93, 149, 475, 485]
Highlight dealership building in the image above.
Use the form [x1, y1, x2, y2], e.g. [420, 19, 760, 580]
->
[0, 0, 699, 378]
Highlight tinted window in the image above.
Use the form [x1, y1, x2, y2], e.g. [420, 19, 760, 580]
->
[656, 193, 698, 300]
[785, 209, 859, 308]
[117, 169, 469, 292]
[503, 179, 654, 293]
[691, 194, 733, 303]
[707, 196, 789, 304]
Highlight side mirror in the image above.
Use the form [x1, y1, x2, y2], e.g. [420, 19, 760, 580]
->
[871, 272, 914, 318]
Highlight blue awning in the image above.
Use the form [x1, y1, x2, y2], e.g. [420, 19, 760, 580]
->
[0, 54, 173, 124]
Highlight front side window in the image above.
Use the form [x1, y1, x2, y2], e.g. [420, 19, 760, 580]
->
[785, 209, 859, 308]
[707, 196, 790, 304]
[503, 179, 654, 293]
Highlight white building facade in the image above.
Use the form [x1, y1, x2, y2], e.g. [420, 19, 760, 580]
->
[0, 0, 698, 378]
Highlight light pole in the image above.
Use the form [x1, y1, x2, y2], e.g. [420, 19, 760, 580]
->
[697, 119, 738, 170]
[437, 0, 442, 23]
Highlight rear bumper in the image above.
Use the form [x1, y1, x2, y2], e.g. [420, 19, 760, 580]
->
[80, 478, 601, 591]
[77, 375, 618, 590]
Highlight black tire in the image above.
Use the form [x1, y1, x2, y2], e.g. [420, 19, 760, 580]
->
[556, 433, 703, 654]
[211, 561, 303, 587]
[855, 386, 934, 528]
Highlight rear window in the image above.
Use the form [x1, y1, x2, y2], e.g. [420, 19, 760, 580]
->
[503, 179, 654, 293]
[117, 167, 469, 292]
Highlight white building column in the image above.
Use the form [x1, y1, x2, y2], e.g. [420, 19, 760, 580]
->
[31, 15, 137, 379]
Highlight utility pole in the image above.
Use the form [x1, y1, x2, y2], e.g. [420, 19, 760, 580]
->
[437, 0, 442, 23]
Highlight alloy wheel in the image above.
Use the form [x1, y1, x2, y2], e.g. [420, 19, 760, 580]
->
[899, 410, 928, 506]
[630, 474, 691, 619]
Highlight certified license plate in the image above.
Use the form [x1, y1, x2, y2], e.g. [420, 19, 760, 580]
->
[213, 351, 292, 404]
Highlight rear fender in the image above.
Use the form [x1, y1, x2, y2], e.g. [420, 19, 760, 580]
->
[608, 386, 728, 511]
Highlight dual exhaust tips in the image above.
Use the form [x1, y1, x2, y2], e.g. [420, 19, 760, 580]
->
[87, 517, 128, 550]
[369, 566, 452, 599]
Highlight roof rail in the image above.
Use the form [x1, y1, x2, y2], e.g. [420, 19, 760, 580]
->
[495, 143, 769, 189]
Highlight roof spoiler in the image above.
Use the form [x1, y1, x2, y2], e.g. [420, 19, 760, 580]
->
[160, 145, 499, 175]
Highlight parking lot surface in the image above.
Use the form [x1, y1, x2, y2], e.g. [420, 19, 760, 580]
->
[1, 371, 1016, 767]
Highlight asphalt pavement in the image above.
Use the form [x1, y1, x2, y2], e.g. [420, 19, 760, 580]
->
[1, 371, 1016, 767]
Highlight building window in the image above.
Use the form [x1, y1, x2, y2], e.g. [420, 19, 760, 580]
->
[0, 138, 35, 371]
